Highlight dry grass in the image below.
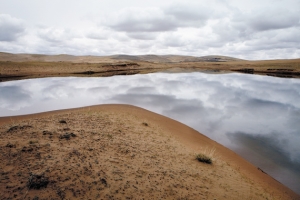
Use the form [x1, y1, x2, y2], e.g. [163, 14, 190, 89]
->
[0, 55, 299, 82]
[196, 153, 212, 164]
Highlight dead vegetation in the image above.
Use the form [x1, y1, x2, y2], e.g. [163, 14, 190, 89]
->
[196, 154, 212, 164]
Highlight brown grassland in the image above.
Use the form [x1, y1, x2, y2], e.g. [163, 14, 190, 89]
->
[0, 53, 299, 82]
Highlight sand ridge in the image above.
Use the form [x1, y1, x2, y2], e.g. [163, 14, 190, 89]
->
[0, 105, 299, 199]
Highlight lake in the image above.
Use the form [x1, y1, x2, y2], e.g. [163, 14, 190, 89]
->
[0, 72, 300, 194]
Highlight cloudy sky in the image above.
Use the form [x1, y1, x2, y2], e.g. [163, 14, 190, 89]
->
[0, 0, 299, 60]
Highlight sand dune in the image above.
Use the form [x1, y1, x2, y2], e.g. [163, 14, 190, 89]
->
[0, 105, 298, 199]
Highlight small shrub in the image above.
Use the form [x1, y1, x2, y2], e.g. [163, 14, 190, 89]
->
[29, 140, 38, 145]
[59, 120, 67, 124]
[196, 153, 212, 164]
[142, 122, 148, 126]
[106, 134, 113, 139]
[59, 133, 76, 140]
[6, 143, 16, 148]
[27, 173, 49, 189]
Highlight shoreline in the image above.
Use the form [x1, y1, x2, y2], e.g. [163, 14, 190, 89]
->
[1, 57, 300, 82]
[0, 104, 299, 199]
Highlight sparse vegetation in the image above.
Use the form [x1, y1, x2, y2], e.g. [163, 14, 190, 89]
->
[196, 153, 212, 164]
[29, 140, 38, 144]
[1, 55, 300, 82]
[59, 132, 76, 140]
[27, 173, 49, 189]
[59, 120, 67, 124]
[6, 143, 16, 148]
[106, 134, 113, 139]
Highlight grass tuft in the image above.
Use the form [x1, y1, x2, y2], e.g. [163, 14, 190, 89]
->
[196, 153, 212, 164]
[29, 140, 38, 145]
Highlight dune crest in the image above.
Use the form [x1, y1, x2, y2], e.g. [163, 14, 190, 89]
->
[0, 105, 298, 199]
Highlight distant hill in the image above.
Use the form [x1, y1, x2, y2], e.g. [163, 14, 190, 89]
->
[0, 52, 243, 63]
[110, 54, 244, 63]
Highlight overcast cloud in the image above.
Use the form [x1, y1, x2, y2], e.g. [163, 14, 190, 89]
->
[0, 14, 25, 41]
[0, 0, 299, 59]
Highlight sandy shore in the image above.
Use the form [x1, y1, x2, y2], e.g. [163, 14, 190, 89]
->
[0, 104, 298, 199]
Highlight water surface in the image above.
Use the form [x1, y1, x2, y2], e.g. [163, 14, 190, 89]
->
[0, 72, 300, 194]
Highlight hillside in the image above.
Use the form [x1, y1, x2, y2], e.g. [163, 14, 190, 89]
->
[0, 52, 299, 82]
[0, 52, 242, 63]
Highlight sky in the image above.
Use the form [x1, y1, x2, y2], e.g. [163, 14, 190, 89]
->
[0, 0, 299, 60]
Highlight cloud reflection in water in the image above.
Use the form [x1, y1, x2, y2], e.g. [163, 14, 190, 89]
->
[0, 72, 300, 193]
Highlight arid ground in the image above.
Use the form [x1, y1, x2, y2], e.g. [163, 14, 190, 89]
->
[0, 52, 300, 82]
[0, 105, 299, 199]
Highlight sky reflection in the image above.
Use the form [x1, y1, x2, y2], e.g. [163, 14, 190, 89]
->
[0, 72, 300, 194]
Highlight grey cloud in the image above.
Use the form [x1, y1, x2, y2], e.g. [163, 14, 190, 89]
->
[106, 4, 212, 33]
[230, 6, 300, 32]
[0, 14, 25, 41]
[248, 11, 300, 31]
[211, 20, 250, 44]
[208, 5, 300, 56]
[107, 7, 177, 32]
[85, 28, 112, 40]
[165, 5, 209, 21]
[37, 28, 80, 44]
[38, 29, 67, 43]
[126, 32, 158, 40]
[164, 3, 212, 27]
[110, 18, 177, 33]
[162, 34, 187, 47]
[86, 32, 107, 40]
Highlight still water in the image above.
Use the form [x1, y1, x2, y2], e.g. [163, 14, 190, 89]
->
[1, 72, 300, 194]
